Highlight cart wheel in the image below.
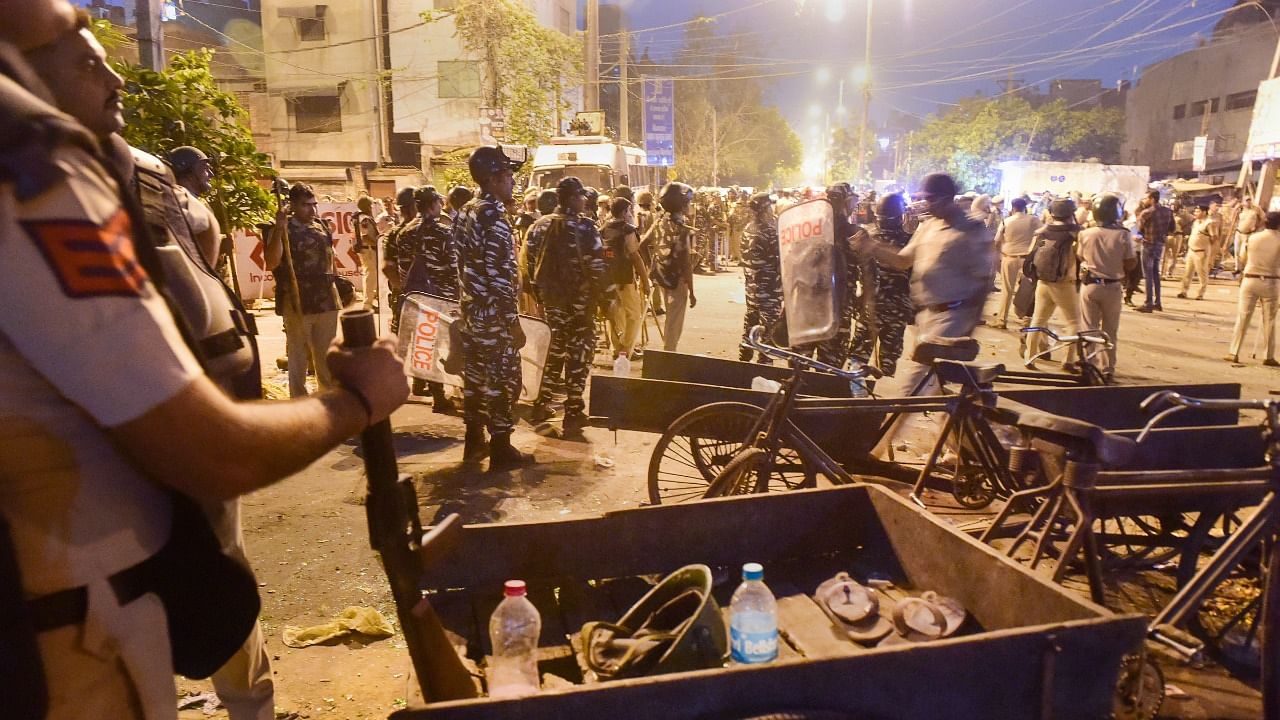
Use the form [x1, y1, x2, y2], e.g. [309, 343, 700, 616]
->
[1174, 510, 1268, 676]
[1111, 653, 1164, 720]
[648, 402, 817, 505]
[950, 464, 996, 509]
[1094, 513, 1197, 570]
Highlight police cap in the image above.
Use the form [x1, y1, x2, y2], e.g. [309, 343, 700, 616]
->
[395, 186, 416, 208]
[537, 189, 559, 215]
[448, 185, 475, 209]
[287, 183, 314, 203]
[637, 190, 654, 207]
[614, 185, 634, 202]
[557, 176, 586, 200]
[168, 146, 209, 176]
[748, 191, 773, 211]
[658, 182, 694, 214]
[414, 185, 444, 208]
[1049, 198, 1076, 220]
[468, 145, 524, 183]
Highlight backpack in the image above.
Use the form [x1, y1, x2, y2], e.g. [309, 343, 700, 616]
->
[1026, 226, 1077, 283]
[531, 213, 584, 303]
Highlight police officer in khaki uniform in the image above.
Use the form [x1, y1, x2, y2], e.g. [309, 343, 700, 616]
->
[0, 5, 408, 718]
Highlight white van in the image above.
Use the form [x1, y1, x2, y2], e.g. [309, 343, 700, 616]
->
[530, 136, 664, 194]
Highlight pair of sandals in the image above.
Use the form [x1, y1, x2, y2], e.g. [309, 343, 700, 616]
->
[814, 572, 966, 647]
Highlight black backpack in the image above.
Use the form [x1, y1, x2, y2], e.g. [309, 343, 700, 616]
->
[1027, 226, 1077, 283]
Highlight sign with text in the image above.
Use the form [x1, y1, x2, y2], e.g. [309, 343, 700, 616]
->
[231, 201, 365, 300]
[479, 107, 506, 144]
[643, 78, 675, 166]
[777, 199, 838, 346]
[1192, 135, 1211, 172]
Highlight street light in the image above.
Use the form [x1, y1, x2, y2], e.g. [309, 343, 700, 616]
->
[815, 66, 832, 85]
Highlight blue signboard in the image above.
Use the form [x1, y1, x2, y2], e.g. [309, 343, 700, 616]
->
[643, 78, 675, 166]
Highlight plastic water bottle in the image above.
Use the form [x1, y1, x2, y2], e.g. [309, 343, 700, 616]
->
[729, 562, 778, 664]
[488, 580, 541, 698]
[613, 352, 632, 376]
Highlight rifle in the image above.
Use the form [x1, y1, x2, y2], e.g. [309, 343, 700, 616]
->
[205, 154, 244, 303]
[269, 178, 304, 325]
[340, 310, 478, 702]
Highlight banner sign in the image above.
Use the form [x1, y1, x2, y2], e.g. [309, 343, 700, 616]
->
[643, 78, 675, 167]
[231, 201, 364, 301]
[777, 199, 838, 346]
[1246, 77, 1280, 162]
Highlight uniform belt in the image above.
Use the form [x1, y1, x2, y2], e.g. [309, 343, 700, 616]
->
[27, 557, 153, 632]
[1189, 249, 1206, 253]
[924, 298, 974, 313]
[1002, 253, 1028, 258]
[1244, 273, 1280, 280]
[1086, 277, 1121, 285]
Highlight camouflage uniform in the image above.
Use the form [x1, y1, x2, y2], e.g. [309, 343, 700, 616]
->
[739, 215, 783, 363]
[850, 223, 914, 376]
[814, 214, 869, 369]
[399, 213, 459, 300]
[525, 209, 607, 414]
[455, 192, 522, 435]
[382, 216, 416, 334]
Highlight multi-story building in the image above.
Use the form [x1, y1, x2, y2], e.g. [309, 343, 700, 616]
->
[1122, 5, 1280, 179]
[260, 0, 578, 198]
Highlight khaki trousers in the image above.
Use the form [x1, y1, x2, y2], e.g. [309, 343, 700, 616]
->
[1229, 277, 1279, 360]
[1180, 249, 1210, 299]
[997, 255, 1025, 325]
[1080, 282, 1123, 375]
[207, 499, 275, 720]
[359, 248, 378, 309]
[607, 283, 644, 357]
[1026, 279, 1082, 364]
[285, 310, 338, 397]
[662, 281, 689, 352]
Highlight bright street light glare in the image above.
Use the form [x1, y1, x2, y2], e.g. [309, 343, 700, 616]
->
[815, 66, 831, 85]
[851, 64, 869, 85]
[823, 0, 847, 23]
[808, 104, 822, 118]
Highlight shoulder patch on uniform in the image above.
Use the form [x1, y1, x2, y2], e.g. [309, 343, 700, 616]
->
[22, 209, 148, 298]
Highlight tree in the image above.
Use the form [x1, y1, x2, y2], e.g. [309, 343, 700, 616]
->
[668, 19, 801, 187]
[91, 21, 274, 231]
[425, 0, 583, 147]
[904, 96, 1124, 193]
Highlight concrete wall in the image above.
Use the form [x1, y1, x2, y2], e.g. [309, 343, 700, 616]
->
[1122, 23, 1279, 177]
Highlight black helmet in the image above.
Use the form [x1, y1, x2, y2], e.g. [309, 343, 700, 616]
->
[168, 146, 209, 176]
[875, 193, 907, 222]
[537, 189, 559, 215]
[659, 182, 694, 214]
[1049, 198, 1076, 221]
[748, 191, 773, 211]
[826, 182, 854, 202]
[447, 185, 475, 210]
[395, 186, 416, 208]
[584, 187, 600, 205]
[637, 190, 654, 208]
[468, 145, 524, 183]
[414, 185, 443, 209]
[614, 185, 634, 202]
[557, 176, 586, 201]
[1093, 193, 1124, 225]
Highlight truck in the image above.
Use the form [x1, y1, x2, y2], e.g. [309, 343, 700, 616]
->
[530, 136, 665, 194]
[997, 160, 1150, 205]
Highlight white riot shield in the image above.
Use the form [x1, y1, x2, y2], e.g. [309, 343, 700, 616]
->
[778, 199, 839, 345]
[398, 293, 550, 402]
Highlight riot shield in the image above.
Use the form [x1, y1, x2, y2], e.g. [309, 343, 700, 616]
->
[778, 199, 839, 345]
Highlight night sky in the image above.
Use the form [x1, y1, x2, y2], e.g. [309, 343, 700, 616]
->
[601, 0, 1245, 143]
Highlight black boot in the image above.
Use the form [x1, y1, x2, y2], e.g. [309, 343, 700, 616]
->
[489, 432, 534, 470]
[430, 383, 457, 415]
[463, 424, 488, 464]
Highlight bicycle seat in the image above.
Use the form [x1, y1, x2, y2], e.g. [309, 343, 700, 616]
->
[1016, 412, 1137, 466]
[911, 336, 980, 364]
[934, 360, 1004, 388]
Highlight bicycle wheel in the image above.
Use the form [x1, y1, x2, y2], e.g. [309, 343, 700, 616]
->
[1095, 513, 1197, 569]
[1174, 509, 1270, 676]
[647, 402, 817, 505]
[1081, 361, 1108, 387]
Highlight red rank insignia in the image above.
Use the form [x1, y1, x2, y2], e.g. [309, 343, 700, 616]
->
[23, 209, 149, 298]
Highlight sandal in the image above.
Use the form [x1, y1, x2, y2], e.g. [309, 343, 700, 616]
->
[814, 572, 893, 645]
[878, 591, 967, 646]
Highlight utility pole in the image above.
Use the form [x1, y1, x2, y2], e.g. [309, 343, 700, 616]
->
[619, 31, 630, 143]
[586, 0, 600, 111]
[136, 0, 164, 70]
[854, 0, 873, 186]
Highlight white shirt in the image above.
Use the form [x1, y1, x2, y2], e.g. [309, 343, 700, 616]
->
[995, 213, 1041, 256]
[1242, 229, 1280, 277]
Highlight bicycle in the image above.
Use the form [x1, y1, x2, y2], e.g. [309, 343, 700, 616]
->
[982, 392, 1280, 718]
[1015, 325, 1113, 386]
[647, 326, 1011, 506]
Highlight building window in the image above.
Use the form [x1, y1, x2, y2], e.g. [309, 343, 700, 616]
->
[1189, 100, 1209, 117]
[291, 95, 342, 133]
[1211, 97, 1220, 113]
[1173, 104, 1185, 119]
[1226, 90, 1257, 111]
[438, 61, 481, 99]
[298, 17, 326, 41]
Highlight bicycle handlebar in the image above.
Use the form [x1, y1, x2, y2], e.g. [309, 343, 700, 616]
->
[1019, 326, 1112, 346]
[1135, 390, 1275, 443]
[745, 325, 883, 380]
